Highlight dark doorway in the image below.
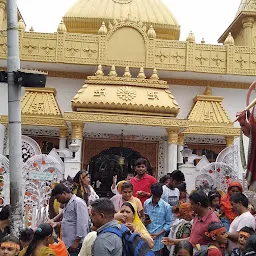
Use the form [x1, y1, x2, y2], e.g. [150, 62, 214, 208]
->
[88, 147, 152, 197]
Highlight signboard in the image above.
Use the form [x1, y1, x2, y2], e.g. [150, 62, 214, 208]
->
[28, 171, 54, 181]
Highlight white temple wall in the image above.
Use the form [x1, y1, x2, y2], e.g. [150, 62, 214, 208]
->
[46, 77, 84, 114]
[169, 84, 248, 125]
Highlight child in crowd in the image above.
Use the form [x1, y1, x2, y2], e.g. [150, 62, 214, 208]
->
[231, 227, 255, 256]
[0, 205, 10, 243]
[0, 235, 21, 256]
[19, 228, 34, 250]
[203, 221, 228, 256]
[244, 235, 256, 256]
[208, 190, 221, 212]
[49, 230, 68, 256]
[174, 240, 193, 256]
[177, 182, 189, 204]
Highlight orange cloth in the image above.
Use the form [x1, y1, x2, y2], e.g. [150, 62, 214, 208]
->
[49, 240, 68, 256]
[220, 181, 243, 223]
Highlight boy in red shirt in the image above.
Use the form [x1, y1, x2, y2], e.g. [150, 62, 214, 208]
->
[204, 221, 228, 256]
[130, 158, 157, 205]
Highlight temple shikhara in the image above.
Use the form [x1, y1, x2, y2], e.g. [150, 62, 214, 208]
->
[0, 0, 255, 206]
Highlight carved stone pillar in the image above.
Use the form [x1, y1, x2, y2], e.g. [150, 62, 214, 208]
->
[0, 1, 6, 30]
[59, 128, 68, 149]
[166, 128, 179, 173]
[226, 136, 234, 147]
[177, 133, 185, 166]
[71, 123, 84, 163]
[242, 17, 254, 47]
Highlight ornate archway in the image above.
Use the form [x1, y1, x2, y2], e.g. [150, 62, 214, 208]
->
[88, 147, 152, 197]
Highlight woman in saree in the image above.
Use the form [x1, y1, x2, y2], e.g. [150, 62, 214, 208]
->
[73, 170, 99, 206]
[115, 201, 154, 249]
[220, 181, 243, 227]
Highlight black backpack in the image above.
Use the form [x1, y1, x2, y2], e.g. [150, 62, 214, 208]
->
[102, 224, 155, 256]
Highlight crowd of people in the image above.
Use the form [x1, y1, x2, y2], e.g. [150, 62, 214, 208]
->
[1, 158, 256, 256]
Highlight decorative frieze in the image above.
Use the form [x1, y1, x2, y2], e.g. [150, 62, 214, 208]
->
[1, 21, 256, 77]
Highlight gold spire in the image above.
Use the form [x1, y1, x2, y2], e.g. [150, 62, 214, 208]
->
[137, 67, 146, 79]
[147, 25, 156, 39]
[108, 65, 117, 77]
[57, 20, 67, 32]
[98, 22, 108, 35]
[95, 65, 104, 76]
[123, 67, 132, 78]
[201, 38, 205, 44]
[204, 86, 212, 96]
[186, 31, 195, 42]
[18, 18, 26, 30]
[29, 26, 34, 32]
[224, 32, 234, 45]
[150, 68, 159, 80]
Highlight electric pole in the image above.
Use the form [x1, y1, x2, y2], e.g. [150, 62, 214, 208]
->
[6, 0, 23, 234]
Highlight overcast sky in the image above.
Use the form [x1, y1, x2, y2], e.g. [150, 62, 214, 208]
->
[17, 0, 241, 44]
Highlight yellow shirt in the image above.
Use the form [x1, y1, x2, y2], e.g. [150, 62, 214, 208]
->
[19, 246, 56, 256]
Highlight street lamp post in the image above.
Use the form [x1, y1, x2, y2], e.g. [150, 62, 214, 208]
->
[6, 0, 23, 234]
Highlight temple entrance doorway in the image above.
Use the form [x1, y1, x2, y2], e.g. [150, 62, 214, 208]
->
[88, 147, 152, 197]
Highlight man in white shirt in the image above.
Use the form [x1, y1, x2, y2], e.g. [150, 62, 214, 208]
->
[228, 193, 256, 252]
[161, 170, 185, 207]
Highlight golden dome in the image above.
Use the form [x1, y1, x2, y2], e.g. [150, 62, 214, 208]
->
[63, 0, 180, 40]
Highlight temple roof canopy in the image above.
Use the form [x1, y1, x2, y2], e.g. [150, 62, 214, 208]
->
[63, 0, 180, 40]
[187, 86, 232, 125]
[185, 86, 240, 136]
[20, 87, 66, 127]
[71, 66, 180, 117]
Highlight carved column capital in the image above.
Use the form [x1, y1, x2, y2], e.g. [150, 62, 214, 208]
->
[59, 128, 68, 138]
[242, 17, 254, 28]
[71, 123, 84, 139]
[178, 133, 185, 145]
[166, 128, 179, 144]
[226, 136, 234, 147]
[0, 2, 5, 9]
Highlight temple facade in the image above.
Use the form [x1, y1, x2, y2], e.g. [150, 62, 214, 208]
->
[0, 0, 254, 195]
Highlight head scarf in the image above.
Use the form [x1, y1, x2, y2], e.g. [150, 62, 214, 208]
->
[220, 181, 243, 223]
[178, 202, 192, 216]
[117, 180, 126, 194]
[119, 202, 150, 237]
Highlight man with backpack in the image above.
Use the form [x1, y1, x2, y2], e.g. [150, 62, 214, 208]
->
[91, 198, 154, 256]
[91, 198, 123, 256]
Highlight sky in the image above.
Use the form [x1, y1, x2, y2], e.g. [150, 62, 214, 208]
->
[17, 0, 241, 44]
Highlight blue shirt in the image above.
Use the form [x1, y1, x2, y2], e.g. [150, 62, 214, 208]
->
[144, 197, 172, 251]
